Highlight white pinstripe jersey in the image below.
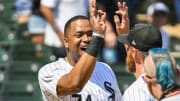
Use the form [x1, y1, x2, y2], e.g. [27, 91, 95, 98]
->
[38, 58, 122, 101]
[121, 75, 157, 101]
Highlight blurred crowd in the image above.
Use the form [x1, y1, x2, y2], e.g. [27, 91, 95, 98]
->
[11, 0, 180, 65]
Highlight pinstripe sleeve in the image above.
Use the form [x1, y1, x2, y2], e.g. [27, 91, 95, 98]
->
[38, 63, 67, 97]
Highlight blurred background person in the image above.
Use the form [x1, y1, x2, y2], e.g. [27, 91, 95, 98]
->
[147, 2, 170, 50]
[14, 0, 32, 40]
[28, 0, 46, 44]
[15, 0, 32, 24]
[40, 0, 89, 59]
[144, 48, 180, 100]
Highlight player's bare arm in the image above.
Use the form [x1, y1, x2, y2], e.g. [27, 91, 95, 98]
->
[40, 5, 64, 46]
[114, 2, 129, 35]
[56, 0, 106, 96]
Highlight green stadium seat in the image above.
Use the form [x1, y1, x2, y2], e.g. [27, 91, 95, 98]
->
[0, 48, 9, 72]
[0, 24, 16, 47]
[2, 81, 43, 101]
[0, 33, 10, 98]
[0, 71, 7, 93]
[8, 60, 42, 81]
[0, 0, 15, 24]
[12, 42, 55, 64]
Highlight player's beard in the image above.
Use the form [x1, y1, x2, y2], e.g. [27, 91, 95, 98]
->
[126, 50, 136, 73]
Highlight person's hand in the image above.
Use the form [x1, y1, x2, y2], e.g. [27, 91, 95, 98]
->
[90, 0, 106, 34]
[114, 2, 129, 35]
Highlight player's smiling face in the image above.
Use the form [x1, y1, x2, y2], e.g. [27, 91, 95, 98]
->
[64, 19, 92, 60]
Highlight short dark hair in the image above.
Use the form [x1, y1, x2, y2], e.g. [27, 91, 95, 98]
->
[64, 15, 89, 37]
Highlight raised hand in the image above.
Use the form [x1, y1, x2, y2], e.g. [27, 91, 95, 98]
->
[114, 2, 129, 35]
[90, 0, 106, 34]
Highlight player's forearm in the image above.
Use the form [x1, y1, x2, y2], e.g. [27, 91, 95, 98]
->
[40, 5, 56, 27]
[57, 53, 96, 96]
[71, 53, 96, 86]
[57, 34, 104, 96]
[40, 5, 64, 43]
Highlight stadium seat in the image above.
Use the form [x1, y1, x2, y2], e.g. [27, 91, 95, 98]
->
[0, 71, 6, 93]
[0, 0, 15, 24]
[11, 42, 55, 64]
[2, 81, 43, 101]
[0, 48, 9, 73]
[8, 60, 42, 81]
[0, 24, 16, 47]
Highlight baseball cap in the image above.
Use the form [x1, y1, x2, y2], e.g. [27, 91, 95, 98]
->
[147, 2, 169, 16]
[144, 48, 180, 92]
[117, 24, 162, 51]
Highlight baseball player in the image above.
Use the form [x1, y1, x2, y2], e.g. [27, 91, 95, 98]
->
[38, 0, 129, 100]
[144, 48, 180, 101]
[115, 24, 161, 100]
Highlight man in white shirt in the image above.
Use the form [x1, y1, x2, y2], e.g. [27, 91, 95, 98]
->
[38, 0, 129, 100]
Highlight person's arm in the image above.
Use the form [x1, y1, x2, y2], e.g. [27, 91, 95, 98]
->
[104, 21, 117, 49]
[114, 2, 129, 35]
[56, 0, 106, 96]
[40, 4, 64, 46]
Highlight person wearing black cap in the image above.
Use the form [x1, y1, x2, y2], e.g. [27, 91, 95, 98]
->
[118, 24, 162, 52]
[115, 23, 162, 100]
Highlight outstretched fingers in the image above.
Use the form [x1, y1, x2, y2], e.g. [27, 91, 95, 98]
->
[115, 2, 128, 17]
[114, 1, 129, 35]
[114, 15, 121, 29]
[98, 10, 106, 30]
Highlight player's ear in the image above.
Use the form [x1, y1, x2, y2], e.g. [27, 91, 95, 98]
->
[64, 37, 69, 48]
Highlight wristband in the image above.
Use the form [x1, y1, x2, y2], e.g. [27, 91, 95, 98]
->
[93, 32, 104, 38]
[85, 33, 104, 57]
